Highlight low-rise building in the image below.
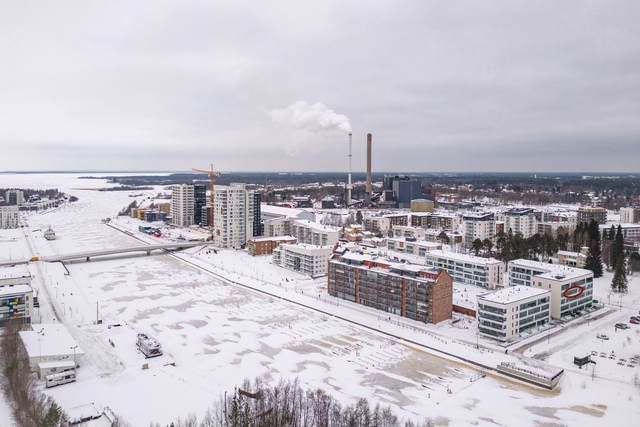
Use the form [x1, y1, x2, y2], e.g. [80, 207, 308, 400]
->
[328, 252, 453, 324]
[272, 244, 333, 277]
[508, 259, 593, 319]
[0, 269, 33, 326]
[247, 236, 296, 256]
[477, 286, 551, 342]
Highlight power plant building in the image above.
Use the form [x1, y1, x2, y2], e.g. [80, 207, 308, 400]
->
[328, 252, 453, 324]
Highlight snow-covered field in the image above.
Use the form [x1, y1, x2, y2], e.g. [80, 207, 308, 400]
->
[1, 173, 639, 426]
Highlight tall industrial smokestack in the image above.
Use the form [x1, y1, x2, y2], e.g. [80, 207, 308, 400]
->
[347, 133, 353, 206]
[365, 133, 372, 206]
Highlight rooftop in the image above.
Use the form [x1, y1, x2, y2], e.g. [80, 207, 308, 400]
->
[427, 250, 503, 266]
[479, 285, 550, 305]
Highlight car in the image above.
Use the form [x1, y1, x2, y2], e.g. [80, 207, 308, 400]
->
[631, 316, 640, 322]
[596, 333, 610, 340]
[630, 319, 639, 325]
[615, 323, 629, 329]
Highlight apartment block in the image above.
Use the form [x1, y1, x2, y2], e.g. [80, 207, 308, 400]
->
[213, 184, 257, 249]
[291, 220, 339, 247]
[272, 244, 333, 277]
[171, 184, 195, 227]
[508, 259, 593, 319]
[463, 212, 495, 245]
[477, 286, 551, 342]
[576, 207, 607, 225]
[0, 206, 20, 228]
[425, 250, 504, 289]
[247, 236, 296, 256]
[328, 252, 453, 324]
[620, 206, 640, 224]
[501, 208, 537, 238]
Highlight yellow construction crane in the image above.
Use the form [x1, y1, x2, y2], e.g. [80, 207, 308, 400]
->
[192, 164, 221, 240]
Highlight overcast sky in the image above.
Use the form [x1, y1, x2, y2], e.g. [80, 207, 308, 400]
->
[1, 1, 639, 174]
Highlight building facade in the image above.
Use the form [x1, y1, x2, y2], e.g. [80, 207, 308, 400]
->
[328, 252, 453, 324]
[576, 207, 607, 225]
[291, 220, 339, 247]
[247, 236, 296, 256]
[620, 207, 640, 224]
[0, 270, 33, 326]
[508, 259, 593, 319]
[193, 184, 207, 226]
[502, 208, 537, 238]
[463, 212, 495, 245]
[272, 244, 333, 277]
[0, 206, 20, 228]
[213, 184, 257, 249]
[477, 286, 551, 342]
[425, 250, 505, 289]
[171, 184, 195, 227]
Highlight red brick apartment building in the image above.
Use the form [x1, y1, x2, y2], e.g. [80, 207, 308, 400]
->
[328, 252, 453, 324]
[247, 236, 296, 256]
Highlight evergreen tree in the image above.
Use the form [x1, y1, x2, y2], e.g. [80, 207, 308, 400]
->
[585, 220, 603, 278]
[471, 238, 483, 256]
[611, 253, 628, 292]
[612, 225, 624, 270]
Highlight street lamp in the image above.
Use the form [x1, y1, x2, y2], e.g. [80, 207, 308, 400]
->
[70, 345, 78, 368]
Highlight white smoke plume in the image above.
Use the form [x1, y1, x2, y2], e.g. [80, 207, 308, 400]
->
[270, 101, 352, 134]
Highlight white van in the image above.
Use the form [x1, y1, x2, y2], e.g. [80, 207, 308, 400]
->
[596, 333, 609, 340]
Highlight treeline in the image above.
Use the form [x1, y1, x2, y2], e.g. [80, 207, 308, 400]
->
[0, 320, 71, 427]
[0, 320, 129, 427]
[156, 377, 437, 427]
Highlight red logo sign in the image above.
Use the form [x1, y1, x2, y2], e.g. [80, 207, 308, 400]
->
[563, 285, 584, 299]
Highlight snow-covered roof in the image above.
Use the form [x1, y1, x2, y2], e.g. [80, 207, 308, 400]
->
[509, 259, 592, 279]
[427, 250, 503, 266]
[479, 286, 549, 304]
[19, 324, 85, 360]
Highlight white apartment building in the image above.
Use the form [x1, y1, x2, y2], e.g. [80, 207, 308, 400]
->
[425, 250, 505, 289]
[272, 244, 333, 277]
[291, 220, 339, 247]
[171, 184, 195, 227]
[387, 238, 441, 258]
[5, 189, 24, 205]
[620, 206, 640, 224]
[500, 208, 537, 238]
[477, 286, 551, 342]
[463, 212, 495, 245]
[213, 184, 257, 249]
[599, 223, 640, 242]
[363, 216, 391, 236]
[508, 259, 593, 319]
[0, 206, 20, 228]
[392, 225, 428, 240]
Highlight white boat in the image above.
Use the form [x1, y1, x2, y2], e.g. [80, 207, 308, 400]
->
[44, 226, 56, 241]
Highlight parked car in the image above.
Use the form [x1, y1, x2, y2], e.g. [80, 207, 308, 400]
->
[630, 316, 640, 322]
[615, 323, 629, 329]
[630, 319, 639, 325]
[596, 333, 610, 340]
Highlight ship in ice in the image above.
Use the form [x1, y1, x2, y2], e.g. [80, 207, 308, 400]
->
[44, 226, 56, 241]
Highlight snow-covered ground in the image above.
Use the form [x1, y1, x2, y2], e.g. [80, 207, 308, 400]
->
[1, 173, 639, 426]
